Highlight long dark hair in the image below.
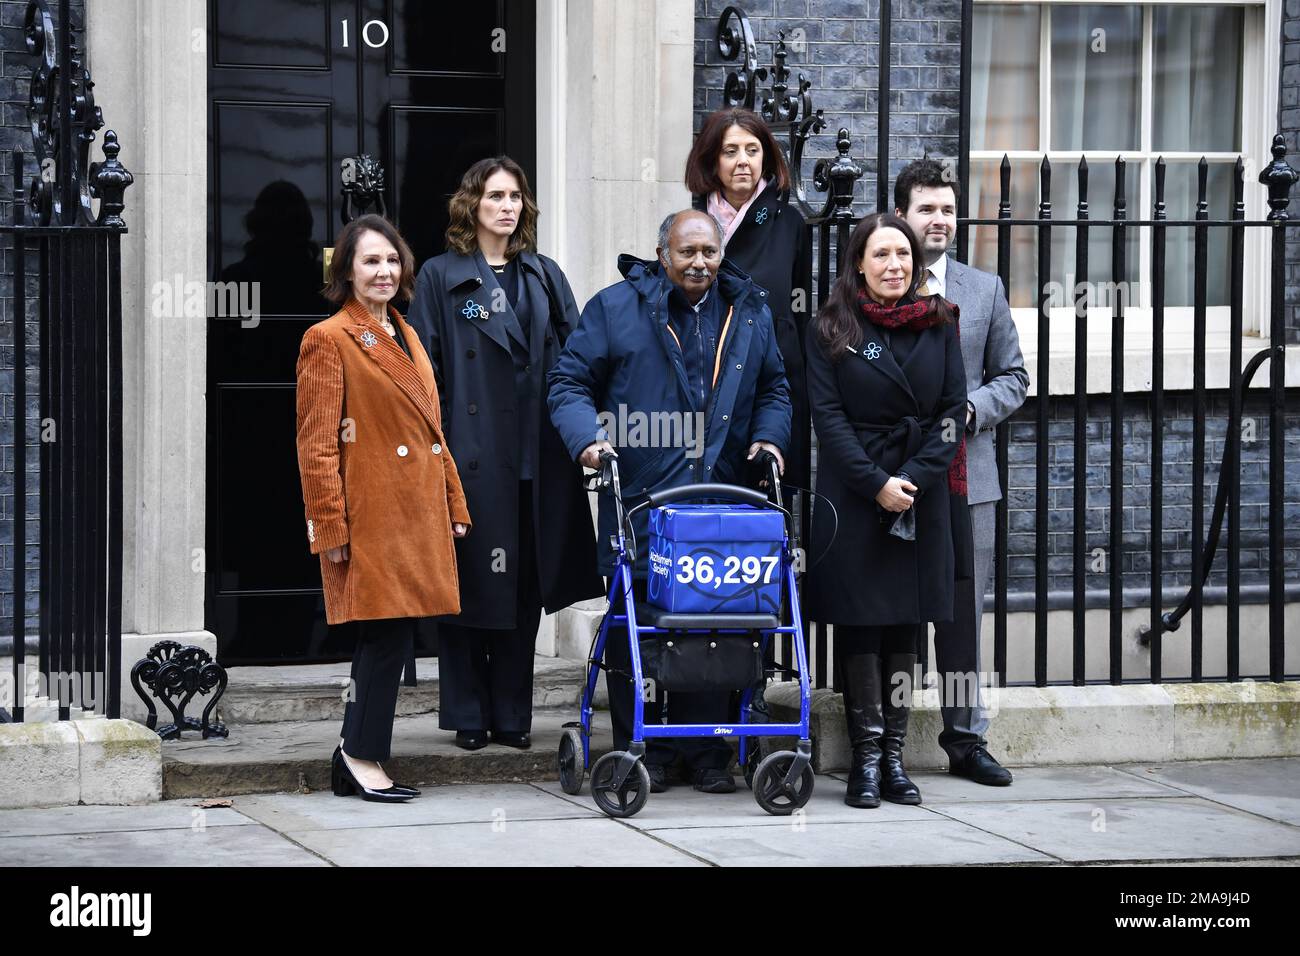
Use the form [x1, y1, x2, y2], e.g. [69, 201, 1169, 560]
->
[684, 108, 791, 196]
[445, 156, 538, 257]
[813, 213, 953, 359]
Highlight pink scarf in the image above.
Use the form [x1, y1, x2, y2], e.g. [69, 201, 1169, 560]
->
[708, 177, 768, 248]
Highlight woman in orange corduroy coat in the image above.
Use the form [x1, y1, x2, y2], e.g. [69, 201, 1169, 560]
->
[296, 214, 471, 802]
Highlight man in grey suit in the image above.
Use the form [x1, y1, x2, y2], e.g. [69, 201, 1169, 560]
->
[895, 159, 1029, 786]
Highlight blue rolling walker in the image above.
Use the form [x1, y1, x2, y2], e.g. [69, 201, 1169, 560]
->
[557, 450, 814, 818]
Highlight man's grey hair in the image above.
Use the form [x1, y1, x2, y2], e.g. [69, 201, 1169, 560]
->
[657, 209, 724, 256]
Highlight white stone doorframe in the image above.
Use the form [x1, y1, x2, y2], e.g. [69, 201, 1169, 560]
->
[85, 0, 216, 705]
[534, 0, 696, 656]
[535, 0, 695, 308]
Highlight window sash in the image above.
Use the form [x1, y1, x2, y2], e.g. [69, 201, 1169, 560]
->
[968, 1, 1274, 338]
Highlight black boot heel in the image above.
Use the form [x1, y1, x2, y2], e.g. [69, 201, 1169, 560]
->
[331, 747, 355, 796]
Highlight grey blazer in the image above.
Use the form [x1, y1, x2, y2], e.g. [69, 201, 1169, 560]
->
[943, 258, 1029, 506]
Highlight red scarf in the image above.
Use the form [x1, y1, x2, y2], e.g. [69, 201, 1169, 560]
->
[857, 290, 954, 330]
[858, 293, 968, 497]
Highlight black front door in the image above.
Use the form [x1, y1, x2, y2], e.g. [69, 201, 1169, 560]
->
[206, 0, 535, 664]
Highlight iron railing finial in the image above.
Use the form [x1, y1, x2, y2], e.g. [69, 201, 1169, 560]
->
[1259, 133, 1298, 219]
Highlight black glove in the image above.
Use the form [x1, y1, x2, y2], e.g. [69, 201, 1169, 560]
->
[878, 470, 919, 541]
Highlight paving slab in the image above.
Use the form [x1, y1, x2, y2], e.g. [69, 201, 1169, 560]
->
[533, 775, 934, 829]
[828, 765, 1189, 805]
[0, 823, 330, 867]
[1112, 758, 1300, 826]
[931, 796, 1300, 862]
[163, 709, 614, 797]
[284, 817, 705, 866]
[232, 784, 599, 831]
[0, 801, 255, 838]
[646, 818, 1053, 866]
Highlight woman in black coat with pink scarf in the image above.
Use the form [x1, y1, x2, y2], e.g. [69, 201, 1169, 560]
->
[686, 108, 809, 488]
[804, 213, 968, 809]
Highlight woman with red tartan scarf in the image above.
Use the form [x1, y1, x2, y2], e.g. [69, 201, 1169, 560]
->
[804, 213, 970, 809]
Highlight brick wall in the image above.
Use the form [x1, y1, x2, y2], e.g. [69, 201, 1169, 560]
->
[1281, 0, 1300, 342]
[694, 0, 962, 217]
[0, 0, 84, 643]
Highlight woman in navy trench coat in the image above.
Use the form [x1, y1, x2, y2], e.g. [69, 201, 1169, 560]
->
[407, 157, 602, 750]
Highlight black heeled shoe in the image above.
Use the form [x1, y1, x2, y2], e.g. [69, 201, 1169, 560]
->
[331, 747, 414, 802]
[455, 730, 489, 750]
[378, 765, 421, 797]
[491, 731, 531, 750]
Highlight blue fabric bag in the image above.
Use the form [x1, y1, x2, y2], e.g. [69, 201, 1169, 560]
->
[646, 504, 784, 614]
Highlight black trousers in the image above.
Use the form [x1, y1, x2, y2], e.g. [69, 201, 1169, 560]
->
[835, 623, 919, 657]
[604, 578, 732, 772]
[438, 482, 541, 734]
[932, 494, 987, 761]
[341, 616, 417, 762]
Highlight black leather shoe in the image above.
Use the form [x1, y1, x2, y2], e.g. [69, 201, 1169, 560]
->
[454, 730, 489, 750]
[692, 768, 736, 793]
[491, 731, 531, 750]
[841, 653, 884, 808]
[332, 748, 413, 802]
[950, 745, 1013, 786]
[647, 764, 669, 793]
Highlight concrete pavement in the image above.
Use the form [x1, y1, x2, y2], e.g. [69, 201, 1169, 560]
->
[2, 757, 1299, 866]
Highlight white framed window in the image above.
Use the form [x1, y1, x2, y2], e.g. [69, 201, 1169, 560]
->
[967, 0, 1283, 389]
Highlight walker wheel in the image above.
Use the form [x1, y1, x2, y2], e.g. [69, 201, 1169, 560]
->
[752, 751, 814, 816]
[589, 751, 651, 818]
[558, 727, 586, 795]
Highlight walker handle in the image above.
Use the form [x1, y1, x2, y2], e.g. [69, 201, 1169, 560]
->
[642, 483, 772, 510]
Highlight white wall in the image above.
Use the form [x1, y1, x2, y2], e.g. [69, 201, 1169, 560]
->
[536, 0, 695, 309]
[86, 0, 212, 648]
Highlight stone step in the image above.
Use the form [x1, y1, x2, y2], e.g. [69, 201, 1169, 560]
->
[218, 654, 604, 724]
[162, 709, 614, 799]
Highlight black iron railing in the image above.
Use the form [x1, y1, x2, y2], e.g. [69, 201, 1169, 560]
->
[958, 147, 1294, 687]
[710, 4, 1297, 692]
[0, 0, 130, 722]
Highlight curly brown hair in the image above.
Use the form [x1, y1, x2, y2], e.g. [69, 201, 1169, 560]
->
[444, 156, 538, 257]
[321, 215, 416, 305]
[685, 108, 791, 197]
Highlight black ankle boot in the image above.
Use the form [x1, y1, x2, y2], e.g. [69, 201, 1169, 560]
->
[841, 653, 884, 809]
[880, 653, 922, 805]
